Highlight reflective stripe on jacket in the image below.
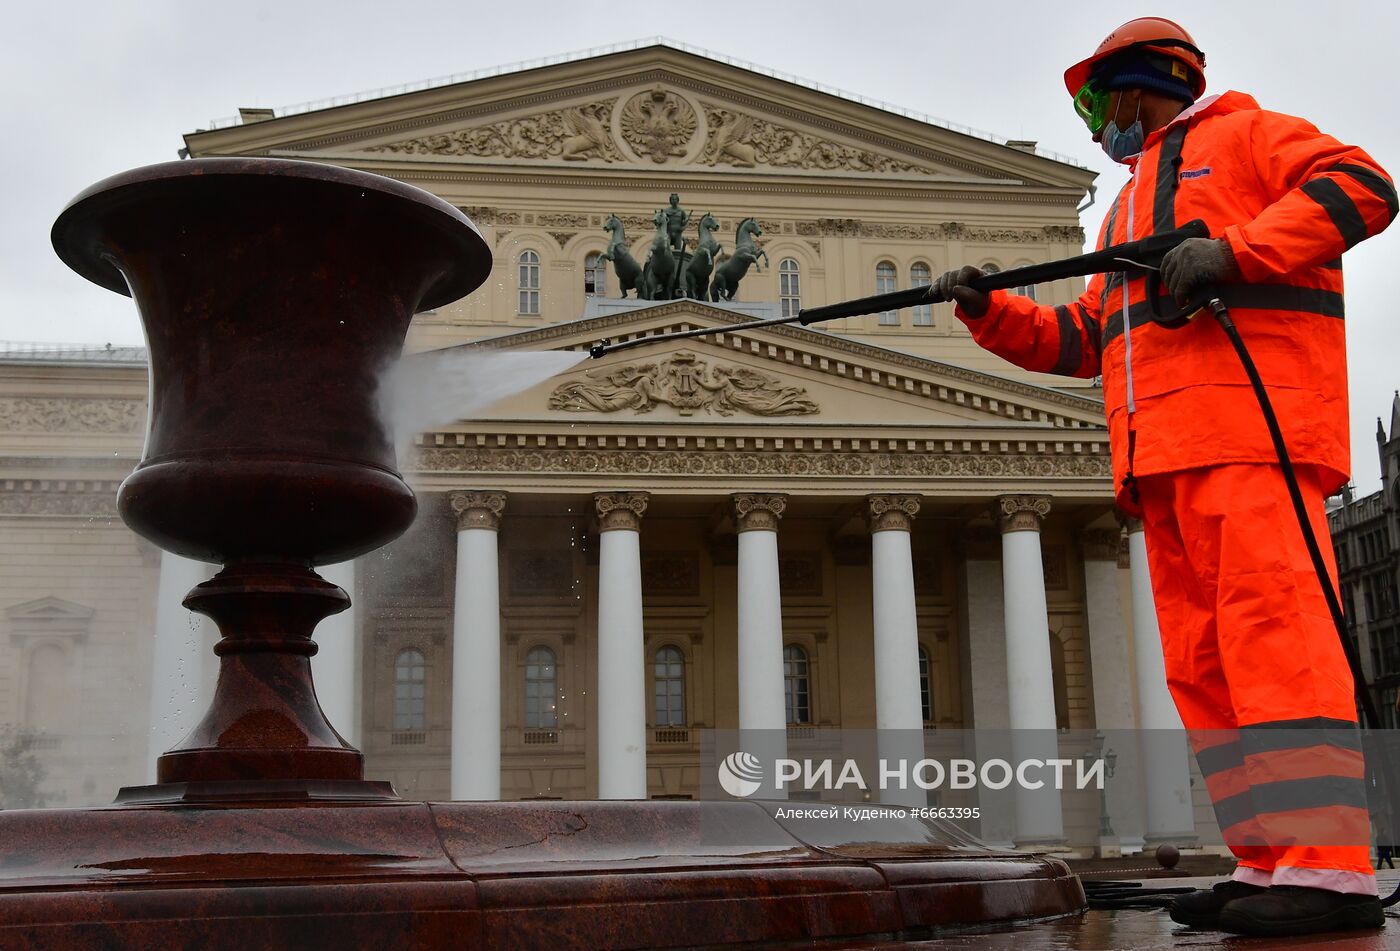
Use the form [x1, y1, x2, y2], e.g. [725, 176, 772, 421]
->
[957, 91, 1397, 512]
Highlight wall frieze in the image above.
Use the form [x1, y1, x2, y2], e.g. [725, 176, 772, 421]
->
[0, 480, 122, 518]
[412, 445, 1110, 480]
[450, 206, 1082, 246]
[795, 220, 1085, 244]
[0, 397, 145, 434]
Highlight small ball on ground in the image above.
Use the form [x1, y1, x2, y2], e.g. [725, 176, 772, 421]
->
[1155, 844, 1180, 869]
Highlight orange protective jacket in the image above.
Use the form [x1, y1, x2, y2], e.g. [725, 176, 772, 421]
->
[958, 91, 1397, 513]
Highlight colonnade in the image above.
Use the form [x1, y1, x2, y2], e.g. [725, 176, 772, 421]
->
[147, 491, 1197, 848]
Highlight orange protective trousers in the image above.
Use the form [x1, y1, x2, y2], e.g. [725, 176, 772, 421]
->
[1139, 462, 1374, 894]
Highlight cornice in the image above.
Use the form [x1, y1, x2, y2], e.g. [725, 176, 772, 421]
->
[305, 161, 1084, 206]
[458, 304, 1107, 423]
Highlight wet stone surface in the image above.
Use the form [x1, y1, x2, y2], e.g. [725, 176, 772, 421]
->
[850, 875, 1400, 950]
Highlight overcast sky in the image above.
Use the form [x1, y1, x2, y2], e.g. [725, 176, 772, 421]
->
[3, 0, 1397, 490]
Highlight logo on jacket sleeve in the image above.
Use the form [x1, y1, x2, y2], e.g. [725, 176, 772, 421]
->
[1179, 167, 1213, 180]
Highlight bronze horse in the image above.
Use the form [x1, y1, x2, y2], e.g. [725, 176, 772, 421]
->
[683, 213, 722, 299]
[599, 214, 644, 298]
[710, 218, 768, 302]
[641, 210, 678, 300]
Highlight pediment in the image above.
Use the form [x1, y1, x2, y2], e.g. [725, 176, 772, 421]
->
[443, 300, 1108, 431]
[7, 596, 95, 622]
[185, 46, 1089, 189]
[7, 596, 95, 643]
[350, 83, 971, 180]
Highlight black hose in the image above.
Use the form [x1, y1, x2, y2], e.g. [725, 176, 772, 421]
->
[1205, 297, 1400, 906]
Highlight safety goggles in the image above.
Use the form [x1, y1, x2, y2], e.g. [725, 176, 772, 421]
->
[1073, 80, 1111, 134]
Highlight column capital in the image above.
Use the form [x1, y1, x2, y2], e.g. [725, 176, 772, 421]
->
[1079, 527, 1122, 561]
[449, 490, 507, 531]
[731, 493, 787, 533]
[594, 491, 649, 532]
[866, 494, 921, 533]
[997, 495, 1051, 534]
[1116, 512, 1145, 535]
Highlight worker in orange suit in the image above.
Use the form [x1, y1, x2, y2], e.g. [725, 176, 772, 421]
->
[938, 16, 1397, 938]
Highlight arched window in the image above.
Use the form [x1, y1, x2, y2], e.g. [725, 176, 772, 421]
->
[584, 252, 607, 297]
[876, 261, 898, 325]
[654, 646, 685, 726]
[518, 250, 541, 315]
[981, 263, 1001, 274]
[918, 645, 933, 724]
[525, 646, 558, 729]
[1014, 283, 1038, 301]
[783, 645, 811, 724]
[779, 258, 801, 318]
[910, 262, 933, 326]
[393, 649, 426, 731]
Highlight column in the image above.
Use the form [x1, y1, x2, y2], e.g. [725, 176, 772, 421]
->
[147, 553, 214, 782]
[733, 493, 788, 795]
[962, 525, 1014, 847]
[868, 495, 925, 808]
[1080, 527, 1144, 854]
[315, 560, 359, 747]
[449, 490, 506, 801]
[998, 495, 1065, 848]
[594, 492, 649, 800]
[1123, 516, 1198, 845]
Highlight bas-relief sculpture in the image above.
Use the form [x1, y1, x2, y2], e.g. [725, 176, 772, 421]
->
[366, 84, 936, 175]
[619, 86, 697, 163]
[549, 350, 818, 417]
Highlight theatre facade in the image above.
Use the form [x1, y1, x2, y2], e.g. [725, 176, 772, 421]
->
[0, 43, 1217, 851]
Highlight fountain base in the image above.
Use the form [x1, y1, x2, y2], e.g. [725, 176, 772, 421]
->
[0, 799, 1083, 949]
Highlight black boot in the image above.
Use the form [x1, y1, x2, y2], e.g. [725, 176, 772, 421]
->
[1168, 880, 1267, 929]
[1218, 885, 1384, 936]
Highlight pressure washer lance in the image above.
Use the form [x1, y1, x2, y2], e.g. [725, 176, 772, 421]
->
[590, 220, 1400, 908]
[587, 220, 1211, 359]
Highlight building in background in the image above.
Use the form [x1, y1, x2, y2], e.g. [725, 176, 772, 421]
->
[1329, 394, 1400, 726]
[0, 41, 1218, 853]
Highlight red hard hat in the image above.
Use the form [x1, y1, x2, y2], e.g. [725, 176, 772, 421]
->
[1064, 17, 1207, 99]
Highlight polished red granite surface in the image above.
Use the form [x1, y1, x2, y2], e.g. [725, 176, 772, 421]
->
[0, 799, 1083, 949]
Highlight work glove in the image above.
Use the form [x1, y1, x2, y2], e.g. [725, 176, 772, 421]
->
[935, 266, 989, 318]
[1159, 237, 1239, 305]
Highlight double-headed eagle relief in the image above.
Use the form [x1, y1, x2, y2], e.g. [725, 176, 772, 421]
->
[597, 194, 768, 302]
[619, 87, 697, 164]
[549, 351, 818, 417]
